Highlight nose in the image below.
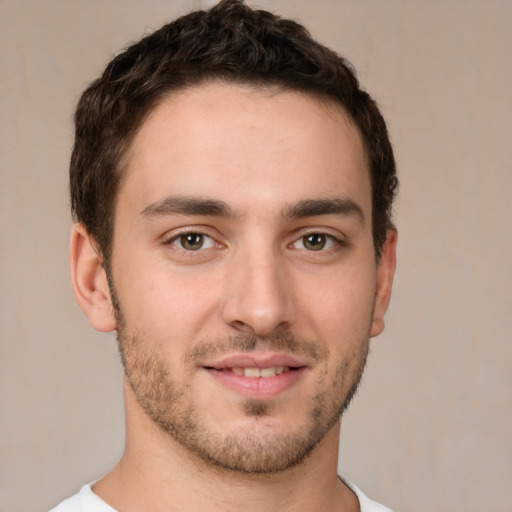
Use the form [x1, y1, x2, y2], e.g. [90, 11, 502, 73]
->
[221, 246, 296, 337]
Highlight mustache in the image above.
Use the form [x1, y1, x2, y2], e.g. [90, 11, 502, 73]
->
[186, 331, 325, 364]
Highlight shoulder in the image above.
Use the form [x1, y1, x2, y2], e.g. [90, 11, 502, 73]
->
[48, 483, 117, 512]
[346, 481, 394, 512]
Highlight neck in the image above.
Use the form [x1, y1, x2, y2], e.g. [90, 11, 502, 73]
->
[93, 380, 359, 512]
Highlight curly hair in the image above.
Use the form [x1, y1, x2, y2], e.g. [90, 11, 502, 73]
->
[70, 0, 397, 263]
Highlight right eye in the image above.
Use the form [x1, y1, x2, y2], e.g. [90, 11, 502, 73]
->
[169, 232, 215, 251]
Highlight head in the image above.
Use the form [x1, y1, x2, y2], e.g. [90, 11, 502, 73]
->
[69, 0, 398, 475]
[70, 0, 397, 269]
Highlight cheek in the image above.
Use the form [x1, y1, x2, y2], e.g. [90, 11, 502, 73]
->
[295, 263, 377, 344]
[113, 256, 222, 345]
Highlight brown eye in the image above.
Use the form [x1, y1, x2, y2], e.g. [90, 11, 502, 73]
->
[172, 233, 214, 251]
[180, 233, 203, 250]
[302, 233, 327, 251]
[290, 233, 340, 252]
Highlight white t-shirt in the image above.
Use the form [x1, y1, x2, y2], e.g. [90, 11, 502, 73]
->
[49, 481, 393, 512]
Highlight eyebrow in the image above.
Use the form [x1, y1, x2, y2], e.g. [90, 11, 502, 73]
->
[140, 196, 234, 218]
[284, 198, 365, 223]
[139, 195, 365, 223]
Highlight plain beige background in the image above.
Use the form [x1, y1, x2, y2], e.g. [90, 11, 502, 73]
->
[1, 1, 511, 511]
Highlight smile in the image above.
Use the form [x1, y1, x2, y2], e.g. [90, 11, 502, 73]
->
[230, 366, 290, 377]
[202, 355, 307, 399]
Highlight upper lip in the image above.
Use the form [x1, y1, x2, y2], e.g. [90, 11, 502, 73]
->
[202, 352, 309, 370]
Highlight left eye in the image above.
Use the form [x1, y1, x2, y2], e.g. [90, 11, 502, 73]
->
[171, 232, 215, 251]
[292, 233, 338, 251]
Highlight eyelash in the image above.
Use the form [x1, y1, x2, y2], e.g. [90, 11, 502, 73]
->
[164, 230, 218, 252]
[289, 232, 343, 252]
[163, 229, 344, 254]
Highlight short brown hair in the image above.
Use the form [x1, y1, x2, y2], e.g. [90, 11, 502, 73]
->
[70, 0, 398, 263]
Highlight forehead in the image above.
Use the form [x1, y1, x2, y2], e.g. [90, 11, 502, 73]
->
[119, 82, 371, 217]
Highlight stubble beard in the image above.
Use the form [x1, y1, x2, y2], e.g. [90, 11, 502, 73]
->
[112, 290, 370, 475]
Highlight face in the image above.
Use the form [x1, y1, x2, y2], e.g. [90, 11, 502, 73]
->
[102, 82, 394, 473]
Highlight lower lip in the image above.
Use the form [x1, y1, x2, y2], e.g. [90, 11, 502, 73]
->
[204, 368, 306, 399]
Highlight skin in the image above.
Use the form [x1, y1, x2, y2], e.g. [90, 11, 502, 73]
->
[70, 82, 397, 512]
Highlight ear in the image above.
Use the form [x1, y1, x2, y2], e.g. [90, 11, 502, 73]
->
[69, 223, 116, 332]
[370, 229, 397, 338]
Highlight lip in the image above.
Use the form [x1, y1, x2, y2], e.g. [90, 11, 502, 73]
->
[204, 352, 309, 370]
[201, 352, 309, 399]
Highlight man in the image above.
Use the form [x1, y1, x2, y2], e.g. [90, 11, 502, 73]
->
[51, 0, 398, 510]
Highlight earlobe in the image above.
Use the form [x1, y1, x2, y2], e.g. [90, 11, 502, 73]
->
[370, 229, 397, 338]
[69, 224, 116, 332]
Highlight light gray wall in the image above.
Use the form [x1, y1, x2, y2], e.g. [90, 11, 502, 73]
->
[1, 1, 511, 511]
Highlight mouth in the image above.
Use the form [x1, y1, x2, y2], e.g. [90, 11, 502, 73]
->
[227, 366, 291, 377]
[201, 354, 308, 398]
[204, 365, 297, 377]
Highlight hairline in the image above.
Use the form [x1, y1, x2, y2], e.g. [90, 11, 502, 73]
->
[104, 77, 374, 263]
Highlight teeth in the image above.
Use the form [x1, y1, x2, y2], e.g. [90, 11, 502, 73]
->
[260, 367, 276, 377]
[231, 367, 289, 378]
[244, 368, 261, 378]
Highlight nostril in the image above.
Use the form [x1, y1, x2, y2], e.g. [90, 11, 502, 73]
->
[230, 320, 254, 333]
